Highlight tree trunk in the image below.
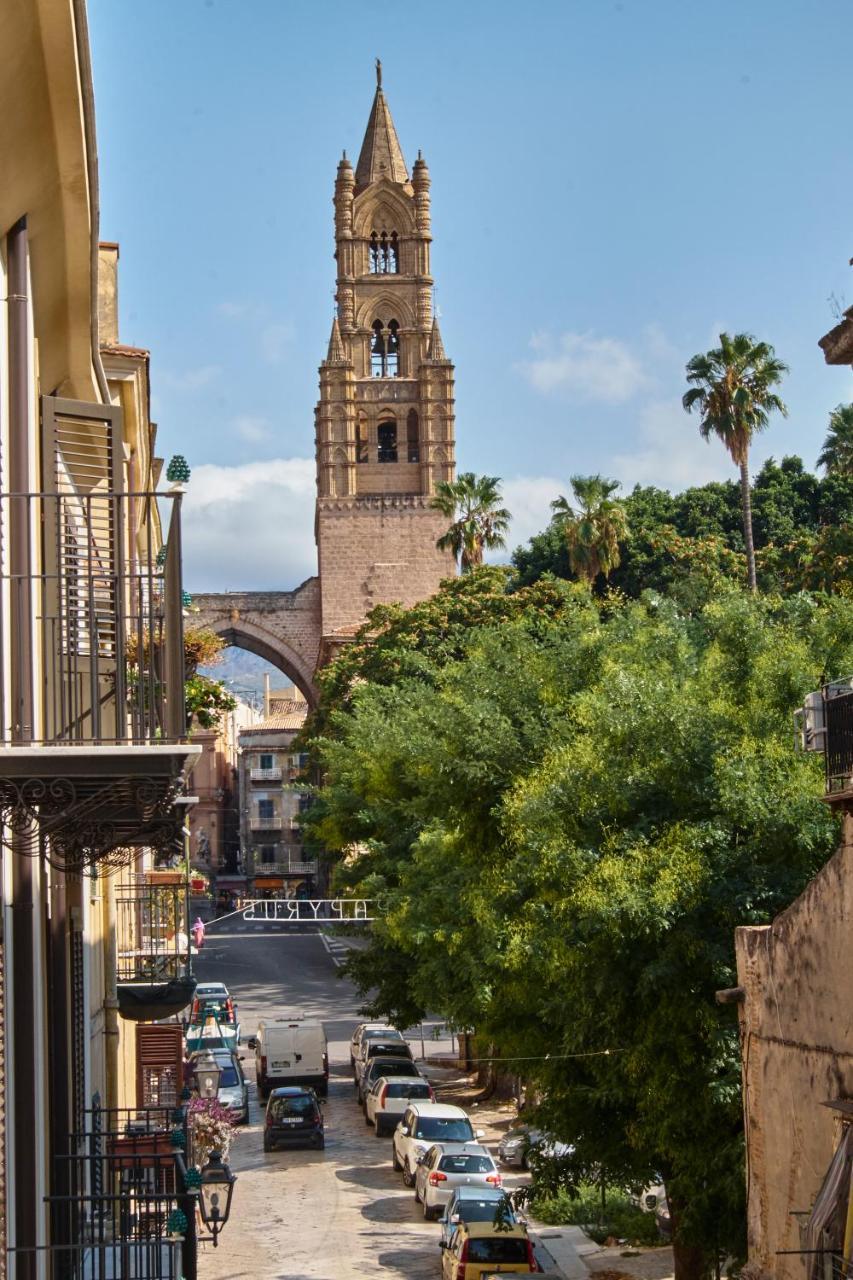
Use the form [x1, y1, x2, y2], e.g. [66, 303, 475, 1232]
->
[739, 455, 757, 591]
[672, 1237, 708, 1280]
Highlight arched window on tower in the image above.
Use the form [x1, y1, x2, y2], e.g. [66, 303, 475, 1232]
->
[369, 230, 399, 274]
[433, 446, 449, 485]
[332, 447, 348, 496]
[356, 411, 369, 463]
[377, 418, 398, 463]
[371, 319, 400, 377]
[407, 409, 420, 463]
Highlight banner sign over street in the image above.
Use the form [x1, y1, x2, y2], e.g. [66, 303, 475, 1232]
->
[240, 898, 374, 923]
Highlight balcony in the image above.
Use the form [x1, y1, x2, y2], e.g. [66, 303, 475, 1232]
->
[250, 814, 282, 830]
[0, 464, 197, 873]
[254, 859, 316, 876]
[115, 872, 195, 1021]
[250, 766, 282, 782]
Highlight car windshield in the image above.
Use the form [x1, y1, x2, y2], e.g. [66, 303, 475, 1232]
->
[368, 1043, 410, 1058]
[385, 1081, 430, 1099]
[414, 1117, 473, 1141]
[440, 1154, 493, 1173]
[269, 1096, 314, 1119]
[218, 1066, 240, 1088]
[454, 1198, 513, 1224]
[363, 1028, 402, 1041]
[468, 1238, 528, 1263]
[371, 1061, 418, 1078]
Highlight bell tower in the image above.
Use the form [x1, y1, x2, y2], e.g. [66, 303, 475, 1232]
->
[315, 62, 456, 648]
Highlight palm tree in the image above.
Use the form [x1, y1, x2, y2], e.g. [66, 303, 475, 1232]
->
[817, 403, 853, 475]
[551, 475, 628, 584]
[431, 472, 511, 572]
[682, 332, 788, 591]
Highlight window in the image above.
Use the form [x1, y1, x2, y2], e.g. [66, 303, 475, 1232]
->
[258, 799, 274, 821]
[369, 230, 399, 274]
[371, 319, 400, 377]
[385, 1081, 431, 1099]
[413, 1117, 474, 1142]
[260, 845, 276, 860]
[407, 409, 419, 463]
[378, 420, 398, 463]
[357, 412, 369, 463]
[467, 1239, 530, 1265]
[332, 447, 347, 497]
[439, 1154, 495, 1174]
[259, 753, 274, 770]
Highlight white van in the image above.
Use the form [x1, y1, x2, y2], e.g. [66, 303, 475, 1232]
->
[249, 1016, 328, 1098]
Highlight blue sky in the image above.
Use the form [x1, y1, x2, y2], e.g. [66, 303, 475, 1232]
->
[89, 0, 853, 591]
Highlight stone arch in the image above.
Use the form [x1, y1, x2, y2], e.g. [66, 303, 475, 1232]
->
[352, 185, 414, 238]
[207, 616, 318, 709]
[355, 292, 414, 331]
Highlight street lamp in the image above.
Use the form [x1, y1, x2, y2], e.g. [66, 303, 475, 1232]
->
[194, 1051, 221, 1100]
[198, 1150, 236, 1247]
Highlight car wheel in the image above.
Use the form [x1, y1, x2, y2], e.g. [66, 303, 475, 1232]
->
[522, 1153, 530, 1171]
[402, 1160, 415, 1188]
[263, 1136, 273, 1153]
[316, 1135, 325, 1150]
[392, 1144, 402, 1172]
[375, 1119, 387, 1137]
[414, 1178, 421, 1202]
[424, 1199, 439, 1221]
[364, 1109, 371, 1127]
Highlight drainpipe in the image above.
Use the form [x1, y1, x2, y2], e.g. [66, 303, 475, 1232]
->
[102, 882, 120, 1113]
[8, 216, 37, 1279]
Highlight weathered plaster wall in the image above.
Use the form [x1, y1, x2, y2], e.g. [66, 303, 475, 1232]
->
[736, 812, 853, 1280]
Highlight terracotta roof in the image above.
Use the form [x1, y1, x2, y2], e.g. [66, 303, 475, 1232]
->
[819, 309, 853, 366]
[355, 86, 409, 190]
[239, 701, 309, 734]
[102, 341, 150, 359]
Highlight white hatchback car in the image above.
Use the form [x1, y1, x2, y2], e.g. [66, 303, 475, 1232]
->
[365, 1075, 434, 1135]
[392, 1103, 483, 1186]
[349, 1023, 405, 1070]
[414, 1142, 501, 1220]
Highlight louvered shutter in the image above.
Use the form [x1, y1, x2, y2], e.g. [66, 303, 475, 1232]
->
[40, 395, 126, 741]
[136, 1023, 183, 1108]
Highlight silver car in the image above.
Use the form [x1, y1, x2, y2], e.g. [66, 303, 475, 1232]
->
[414, 1142, 501, 1220]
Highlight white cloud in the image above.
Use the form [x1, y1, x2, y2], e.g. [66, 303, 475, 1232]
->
[518, 331, 650, 403]
[261, 322, 296, 364]
[496, 475, 567, 557]
[160, 365, 221, 392]
[181, 458, 316, 592]
[217, 301, 252, 319]
[234, 414, 272, 443]
[612, 397, 733, 491]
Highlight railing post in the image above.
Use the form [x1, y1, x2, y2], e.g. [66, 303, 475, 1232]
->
[177, 1153, 198, 1280]
[163, 496, 186, 742]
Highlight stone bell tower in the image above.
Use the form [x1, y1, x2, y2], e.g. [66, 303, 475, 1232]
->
[315, 62, 457, 648]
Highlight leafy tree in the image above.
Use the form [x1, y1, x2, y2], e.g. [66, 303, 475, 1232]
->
[306, 577, 853, 1280]
[550, 475, 629, 584]
[683, 332, 788, 591]
[431, 472, 511, 572]
[817, 403, 853, 476]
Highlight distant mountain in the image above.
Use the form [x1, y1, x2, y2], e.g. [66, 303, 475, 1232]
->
[200, 645, 294, 709]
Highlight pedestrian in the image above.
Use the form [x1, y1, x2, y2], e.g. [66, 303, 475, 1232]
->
[191, 917, 205, 950]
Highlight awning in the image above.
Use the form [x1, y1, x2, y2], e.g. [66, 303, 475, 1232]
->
[254, 877, 284, 889]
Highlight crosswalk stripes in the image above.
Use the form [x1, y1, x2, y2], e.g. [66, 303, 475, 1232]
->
[320, 933, 359, 969]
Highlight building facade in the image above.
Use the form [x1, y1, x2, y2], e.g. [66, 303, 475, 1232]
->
[0, 5, 198, 1274]
[237, 690, 317, 897]
[188, 699, 260, 895]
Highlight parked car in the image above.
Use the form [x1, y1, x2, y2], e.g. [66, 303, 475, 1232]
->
[497, 1124, 573, 1169]
[263, 1086, 324, 1152]
[249, 1017, 328, 1098]
[349, 1022, 405, 1070]
[637, 1181, 670, 1237]
[439, 1221, 537, 1278]
[415, 1143, 502, 1220]
[392, 1103, 484, 1186]
[359, 1056, 424, 1108]
[190, 987, 239, 1037]
[439, 1186, 520, 1249]
[365, 1075, 434, 1135]
[355, 1037, 415, 1096]
[185, 1015, 239, 1058]
[188, 1048, 249, 1124]
[193, 981, 230, 1003]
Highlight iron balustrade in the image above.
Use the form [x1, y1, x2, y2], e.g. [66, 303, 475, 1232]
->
[0, 490, 185, 746]
[824, 681, 853, 797]
[115, 876, 191, 985]
[6, 1102, 197, 1280]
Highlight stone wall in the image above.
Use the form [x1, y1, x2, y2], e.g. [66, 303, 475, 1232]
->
[735, 811, 853, 1280]
[317, 496, 455, 636]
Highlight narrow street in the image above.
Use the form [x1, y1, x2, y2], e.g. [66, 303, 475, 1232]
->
[194, 922, 457, 1280]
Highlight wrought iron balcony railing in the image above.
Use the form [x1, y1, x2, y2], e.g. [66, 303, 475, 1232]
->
[250, 766, 282, 781]
[115, 873, 195, 1020]
[254, 859, 316, 876]
[7, 1102, 196, 1280]
[0, 488, 185, 746]
[795, 677, 853, 799]
[250, 814, 282, 830]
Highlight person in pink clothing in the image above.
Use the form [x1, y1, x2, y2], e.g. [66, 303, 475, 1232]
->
[191, 917, 205, 950]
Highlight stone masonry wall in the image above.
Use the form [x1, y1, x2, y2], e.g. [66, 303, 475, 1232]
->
[317, 497, 455, 636]
[735, 812, 853, 1280]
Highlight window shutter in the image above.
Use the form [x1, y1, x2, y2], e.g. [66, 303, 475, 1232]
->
[40, 396, 126, 741]
[136, 1022, 183, 1109]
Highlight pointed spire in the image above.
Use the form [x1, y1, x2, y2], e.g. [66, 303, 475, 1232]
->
[326, 316, 347, 365]
[427, 316, 447, 362]
[354, 65, 408, 191]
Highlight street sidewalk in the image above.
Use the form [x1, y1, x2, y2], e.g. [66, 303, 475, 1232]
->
[530, 1224, 594, 1279]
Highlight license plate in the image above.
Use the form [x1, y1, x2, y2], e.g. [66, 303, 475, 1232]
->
[271, 1060, 290, 1071]
[280, 1118, 301, 1126]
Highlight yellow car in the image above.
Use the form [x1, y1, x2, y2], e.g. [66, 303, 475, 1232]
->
[440, 1220, 537, 1279]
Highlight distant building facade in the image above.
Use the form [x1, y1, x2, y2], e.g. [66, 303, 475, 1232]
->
[188, 699, 260, 891]
[237, 689, 317, 896]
